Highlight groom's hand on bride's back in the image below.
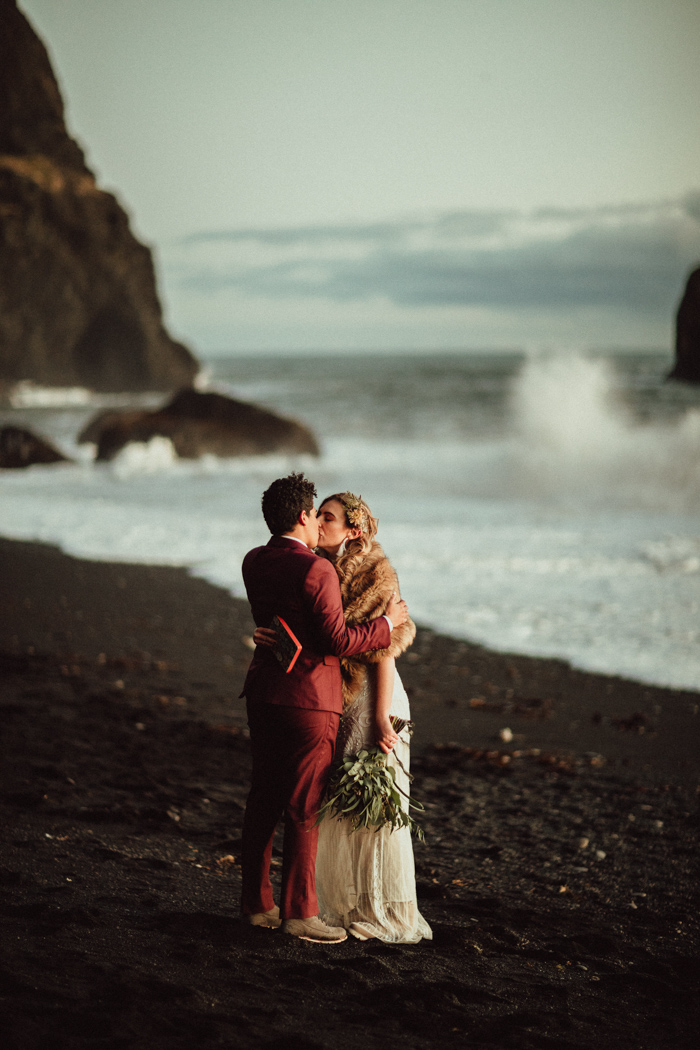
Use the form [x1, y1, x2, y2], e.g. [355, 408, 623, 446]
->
[253, 626, 277, 648]
[386, 591, 409, 629]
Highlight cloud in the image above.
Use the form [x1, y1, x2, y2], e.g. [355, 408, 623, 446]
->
[180, 221, 411, 247]
[169, 196, 700, 318]
[159, 194, 700, 351]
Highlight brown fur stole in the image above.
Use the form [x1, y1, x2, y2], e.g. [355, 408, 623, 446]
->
[321, 540, 416, 707]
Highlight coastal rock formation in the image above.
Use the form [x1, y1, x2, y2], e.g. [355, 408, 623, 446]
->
[669, 267, 700, 384]
[0, 0, 198, 392]
[79, 389, 320, 461]
[0, 425, 71, 468]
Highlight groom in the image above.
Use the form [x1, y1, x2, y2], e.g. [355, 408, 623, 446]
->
[240, 472, 408, 943]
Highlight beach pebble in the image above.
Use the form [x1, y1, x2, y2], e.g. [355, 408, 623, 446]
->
[653, 820, 664, 829]
[499, 727, 513, 742]
[595, 850, 606, 861]
[577, 837, 590, 850]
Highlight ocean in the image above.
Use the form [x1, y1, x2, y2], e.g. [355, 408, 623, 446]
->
[2, 349, 700, 691]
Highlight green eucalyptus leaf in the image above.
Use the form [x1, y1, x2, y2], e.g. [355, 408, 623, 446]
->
[316, 741, 425, 840]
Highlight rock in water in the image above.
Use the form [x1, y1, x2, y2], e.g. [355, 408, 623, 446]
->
[0, 426, 71, 468]
[79, 389, 320, 461]
[669, 267, 700, 384]
[0, 0, 198, 392]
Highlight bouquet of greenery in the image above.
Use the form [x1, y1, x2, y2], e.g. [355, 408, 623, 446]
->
[316, 717, 425, 841]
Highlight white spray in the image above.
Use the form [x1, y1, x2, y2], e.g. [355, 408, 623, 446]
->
[510, 353, 700, 511]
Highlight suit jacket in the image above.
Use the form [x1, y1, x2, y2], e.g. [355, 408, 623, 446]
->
[241, 536, 391, 713]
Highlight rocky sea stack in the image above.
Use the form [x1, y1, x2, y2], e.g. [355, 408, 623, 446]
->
[79, 389, 320, 461]
[0, 424, 71, 468]
[0, 0, 198, 393]
[669, 266, 700, 384]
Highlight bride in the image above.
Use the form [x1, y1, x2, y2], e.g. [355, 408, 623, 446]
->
[313, 492, 432, 944]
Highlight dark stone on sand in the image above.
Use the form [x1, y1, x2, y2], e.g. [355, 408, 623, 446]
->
[79, 388, 320, 460]
[0, 424, 71, 468]
[669, 266, 700, 384]
[0, 0, 198, 393]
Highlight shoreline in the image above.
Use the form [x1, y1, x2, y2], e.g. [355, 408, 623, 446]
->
[2, 537, 699, 1049]
[2, 537, 698, 784]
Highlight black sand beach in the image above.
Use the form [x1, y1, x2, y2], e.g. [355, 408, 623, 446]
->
[1, 537, 699, 1050]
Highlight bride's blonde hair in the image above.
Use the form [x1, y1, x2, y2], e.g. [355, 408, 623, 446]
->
[319, 492, 378, 578]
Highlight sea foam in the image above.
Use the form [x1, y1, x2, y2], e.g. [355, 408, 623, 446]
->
[511, 354, 700, 511]
[1, 351, 699, 692]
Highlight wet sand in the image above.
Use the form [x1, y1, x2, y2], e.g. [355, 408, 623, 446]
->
[1, 537, 698, 1050]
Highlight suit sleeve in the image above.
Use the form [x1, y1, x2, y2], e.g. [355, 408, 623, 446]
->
[302, 558, 391, 657]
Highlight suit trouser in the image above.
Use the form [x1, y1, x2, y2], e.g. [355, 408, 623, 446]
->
[241, 701, 339, 920]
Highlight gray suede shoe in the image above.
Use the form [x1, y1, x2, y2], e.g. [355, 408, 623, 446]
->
[281, 916, 348, 943]
[246, 906, 281, 928]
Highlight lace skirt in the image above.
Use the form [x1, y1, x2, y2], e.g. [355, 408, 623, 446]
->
[316, 667, 432, 944]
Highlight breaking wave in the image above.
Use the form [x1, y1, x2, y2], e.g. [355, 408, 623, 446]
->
[510, 353, 700, 511]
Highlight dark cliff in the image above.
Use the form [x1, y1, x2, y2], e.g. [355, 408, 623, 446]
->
[669, 266, 700, 384]
[0, 0, 198, 392]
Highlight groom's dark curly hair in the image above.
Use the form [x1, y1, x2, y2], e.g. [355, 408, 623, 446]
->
[261, 472, 317, 535]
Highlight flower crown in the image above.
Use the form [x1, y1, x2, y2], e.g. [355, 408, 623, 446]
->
[340, 492, 367, 532]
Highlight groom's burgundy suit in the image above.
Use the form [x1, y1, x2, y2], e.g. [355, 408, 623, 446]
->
[240, 535, 391, 920]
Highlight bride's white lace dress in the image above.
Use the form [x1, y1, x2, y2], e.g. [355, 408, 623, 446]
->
[316, 666, 432, 944]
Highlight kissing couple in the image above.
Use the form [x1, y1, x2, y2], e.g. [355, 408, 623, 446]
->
[239, 472, 431, 944]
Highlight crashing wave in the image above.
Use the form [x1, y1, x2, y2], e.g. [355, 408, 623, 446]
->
[510, 353, 700, 511]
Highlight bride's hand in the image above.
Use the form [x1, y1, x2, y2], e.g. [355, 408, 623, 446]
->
[375, 716, 399, 754]
[253, 627, 277, 648]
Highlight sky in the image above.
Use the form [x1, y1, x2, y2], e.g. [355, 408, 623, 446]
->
[19, 0, 700, 356]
